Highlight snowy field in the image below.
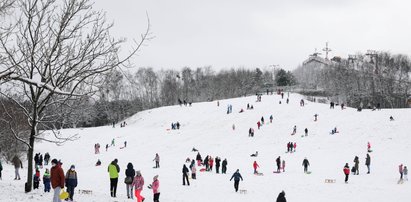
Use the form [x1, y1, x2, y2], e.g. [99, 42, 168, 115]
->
[1, 93, 410, 202]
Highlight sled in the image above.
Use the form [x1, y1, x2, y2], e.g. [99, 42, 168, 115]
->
[59, 191, 69, 200]
[239, 189, 248, 194]
[273, 171, 281, 174]
[199, 168, 206, 172]
[397, 179, 404, 184]
[324, 179, 336, 183]
[78, 189, 93, 195]
[254, 173, 264, 176]
[306, 171, 312, 174]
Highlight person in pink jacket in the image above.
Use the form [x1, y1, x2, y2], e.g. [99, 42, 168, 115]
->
[132, 170, 145, 202]
[148, 175, 160, 202]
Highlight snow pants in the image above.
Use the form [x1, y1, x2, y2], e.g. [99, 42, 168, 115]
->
[153, 193, 160, 202]
[67, 186, 75, 200]
[15, 168, 20, 180]
[110, 178, 118, 197]
[134, 189, 144, 202]
[345, 174, 349, 183]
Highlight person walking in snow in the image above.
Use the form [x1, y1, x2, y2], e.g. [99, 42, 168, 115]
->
[204, 156, 209, 171]
[353, 156, 359, 175]
[282, 160, 286, 172]
[230, 169, 243, 192]
[399, 164, 404, 180]
[257, 121, 261, 130]
[176, 122, 180, 130]
[33, 168, 40, 189]
[314, 114, 318, 122]
[304, 128, 308, 136]
[215, 157, 221, 174]
[302, 158, 310, 173]
[270, 115, 273, 123]
[253, 161, 260, 174]
[209, 157, 214, 172]
[276, 190, 287, 202]
[276, 156, 281, 172]
[365, 153, 371, 174]
[108, 159, 120, 197]
[12, 155, 23, 180]
[343, 163, 350, 183]
[65, 165, 78, 201]
[292, 126, 297, 135]
[50, 159, 65, 202]
[125, 163, 135, 199]
[111, 138, 115, 147]
[182, 164, 190, 186]
[191, 163, 197, 179]
[43, 169, 51, 192]
[39, 154, 43, 168]
[106, 144, 109, 152]
[154, 153, 160, 168]
[404, 166, 408, 181]
[148, 175, 160, 202]
[196, 152, 202, 166]
[222, 159, 228, 174]
[290, 142, 294, 153]
[287, 142, 290, 153]
[132, 171, 145, 202]
[261, 116, 265, 125]
[293, 142, 297, 152]
[44, 152, 50, 166]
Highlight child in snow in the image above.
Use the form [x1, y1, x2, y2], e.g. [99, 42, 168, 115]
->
[43, 169, 51, 192]
[253, 161, 259, 174]
[343, 163, 350, 183]
[399, 164, 404, 180]
[404, 166, 408, 181]
[132, 171, 145, 202]
[33, 168, 40, 189]
[148, 175, 160, 202]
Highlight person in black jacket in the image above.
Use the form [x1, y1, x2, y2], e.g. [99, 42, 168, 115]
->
[222, 159, 228, 174]
[125, 163, 135, 199]
[196, 152, 202, 166]
[302, 158, 310, 173]
[215, 157, 221, 174]
[276, 190, 287, 202]
[182, 164, 190, 186]
[365, 153, 371, 174]
[276, 156, 281, 172]
[230, 169, 243, 192]
[204, 156, 209, 171]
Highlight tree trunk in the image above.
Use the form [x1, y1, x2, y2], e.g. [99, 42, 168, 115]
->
[25, 130, 35, 192]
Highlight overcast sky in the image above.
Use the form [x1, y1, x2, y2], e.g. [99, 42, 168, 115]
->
[93, 0, 411, 71]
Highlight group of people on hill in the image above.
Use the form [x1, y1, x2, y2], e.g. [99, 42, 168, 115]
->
[171, 122, 181, 130]
[256, 115, 273, 130]
[109, 158, 161, 202]
[34, 152, 51, 168]
[286, 142, 297, 153]
[178, 98, 192, 107]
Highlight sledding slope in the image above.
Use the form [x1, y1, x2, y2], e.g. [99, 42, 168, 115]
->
[1, 93, 411, 202]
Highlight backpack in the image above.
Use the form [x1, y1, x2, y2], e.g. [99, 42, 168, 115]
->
[124, 176, 133, 184]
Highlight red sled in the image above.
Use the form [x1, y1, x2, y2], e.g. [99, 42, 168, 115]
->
[200, 168, 206, 172]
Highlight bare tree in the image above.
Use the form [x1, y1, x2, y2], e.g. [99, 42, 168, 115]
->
[0, 0, 150, 192]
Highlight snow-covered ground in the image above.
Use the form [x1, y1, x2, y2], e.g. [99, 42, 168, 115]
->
[1, 93, 410, 202]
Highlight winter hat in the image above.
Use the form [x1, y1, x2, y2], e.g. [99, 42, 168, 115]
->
[114, 159, 118, 163]
[136, 170, 141, 176]
[51, 159, 58, 165]
[153, 175, 159, 180]
[70, 165, 75, 169]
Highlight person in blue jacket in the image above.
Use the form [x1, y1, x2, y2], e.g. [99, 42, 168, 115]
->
[230, 169, 243, 192]
[65, 165, 78, 201]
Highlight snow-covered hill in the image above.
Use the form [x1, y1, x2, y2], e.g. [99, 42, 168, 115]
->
[1, 93, 410, 202]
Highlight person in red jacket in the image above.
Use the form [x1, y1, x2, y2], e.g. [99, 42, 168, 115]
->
[343, 163, 350, 183]
[50, 159, 65, 202]
[209, 157, 214, 172]
[253, 161, 259, 174]
[257, 121, 261, 130]
[293, 142, 297, 152]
